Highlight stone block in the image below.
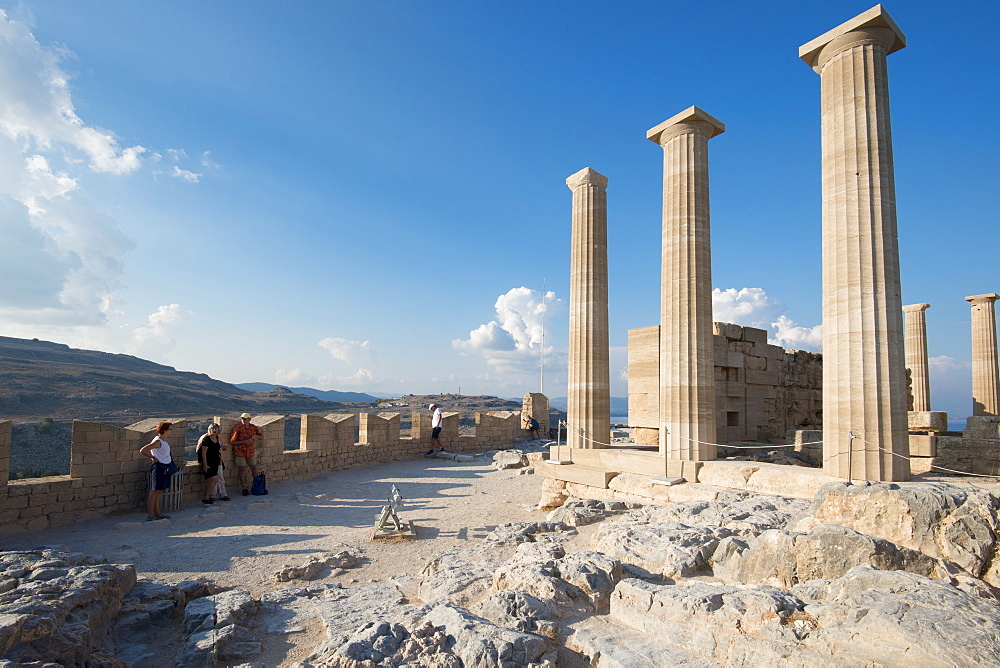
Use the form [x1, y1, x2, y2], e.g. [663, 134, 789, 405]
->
[907, 411, 948, 433]
[964, 417, 1000, 440]
[908, 434, 936, 457]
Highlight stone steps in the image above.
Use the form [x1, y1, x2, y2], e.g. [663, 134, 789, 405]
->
[536, 462, 617, 489]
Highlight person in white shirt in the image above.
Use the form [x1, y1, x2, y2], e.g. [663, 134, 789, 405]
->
[426, 404, 444, 455]
[139, 421, 175, 521]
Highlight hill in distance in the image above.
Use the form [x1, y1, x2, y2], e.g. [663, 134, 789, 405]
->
[0, 336, 349, 421]
[236, 383, 380, 404]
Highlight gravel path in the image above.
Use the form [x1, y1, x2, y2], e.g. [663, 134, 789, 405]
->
[3, 448, 557, 665]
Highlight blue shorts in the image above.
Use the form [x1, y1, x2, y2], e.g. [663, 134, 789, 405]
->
[150, 462, 173, 491]
[432, 427, 442, 439]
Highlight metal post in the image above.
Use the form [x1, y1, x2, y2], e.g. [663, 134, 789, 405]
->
[847, 431, 854, 484]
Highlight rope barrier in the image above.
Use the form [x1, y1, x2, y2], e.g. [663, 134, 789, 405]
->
[556, 421, 822, 451]
[557, 421, 1000, 485]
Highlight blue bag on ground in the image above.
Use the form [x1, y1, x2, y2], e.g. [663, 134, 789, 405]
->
[251, 472, 268, 495]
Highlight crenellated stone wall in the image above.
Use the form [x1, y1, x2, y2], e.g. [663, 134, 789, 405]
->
[0, 409, 529, 535]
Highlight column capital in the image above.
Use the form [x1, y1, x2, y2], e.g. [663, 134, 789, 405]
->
[966, 293, 1000, 306]
[566, 167, 608, 190]
[647, 106, 725, 146]
[902, 303, 930, 313]
[799, 5, 906, 72]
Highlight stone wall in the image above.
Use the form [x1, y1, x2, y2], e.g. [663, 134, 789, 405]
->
[522, 393, 549, 436]
[930, 416, 1000, 476]
[628, 322, 823, 444]
[0, 409, 529, 535]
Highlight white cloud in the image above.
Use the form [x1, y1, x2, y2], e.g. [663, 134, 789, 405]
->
[712, 287, 821, 352]
[771, 315, 823, 351]
[319, 337, 372, 363]
[713, 287, 785, 328]
[454, 287, 565, 384]
[0, 12, 147, 327]
[132, 304, 184, 345]
[275, 368, 310, 386]
[313, 337, 381, 388]
[170, 165, 202, 183]
[0, 12, 210, 334]
[0, 12, 147, 175]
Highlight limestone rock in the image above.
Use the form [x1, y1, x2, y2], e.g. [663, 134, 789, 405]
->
[592, 521, 732, 579]
[712, 524, 946, 587]
[423, 601, 556, 667]
[492, 561, 592, 617]
[537, 477, 568, 510]
[609, 566, 1000, 666]
[417, 548, 504, 606]
[641, 490, 808, 536]
[274, 549, 362, 582]
[470, 590, 558, 638]
[789, 566, 1000, 666]
[314, 619, 459, 668]
[0, 550, 136, 665]
[795, 481, 1000, 581]
[483, 521, 575, 545]
[545, 498, 638, 527]
[182, 590, 257, 635]
[492, 449, 528, 470]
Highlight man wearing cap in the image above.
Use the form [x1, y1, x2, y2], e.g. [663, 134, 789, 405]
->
[425, 404, 444, 456]
[230, 413, 263, 496]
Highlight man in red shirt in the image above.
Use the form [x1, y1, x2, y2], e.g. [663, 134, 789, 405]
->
[230, 412, 263, 496]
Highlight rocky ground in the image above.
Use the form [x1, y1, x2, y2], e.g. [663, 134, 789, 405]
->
[3, 442, 1000, 666]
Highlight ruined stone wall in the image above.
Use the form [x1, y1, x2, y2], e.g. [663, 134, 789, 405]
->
[930, 417, 1000, 477]
[522, 393, 549, 437]
[628, 322, 823, 444]
[0, 409, 528, 535]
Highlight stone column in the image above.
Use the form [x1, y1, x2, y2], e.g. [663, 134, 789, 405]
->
[800, 6, 909, 481]
[966, 293, 1000, 416]
[566, 167, 611, 449]
[902, 303, 931, 411]
[647, 106, 724, 462]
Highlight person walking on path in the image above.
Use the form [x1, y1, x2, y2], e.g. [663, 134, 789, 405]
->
[139, 421, 175, 520]
[197, 423, 228, 504]
[230, 413, 263, 496]
[426, 403, 444, 455]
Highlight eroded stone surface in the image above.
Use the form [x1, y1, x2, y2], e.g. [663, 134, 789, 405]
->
[794, 481, 1000, 581]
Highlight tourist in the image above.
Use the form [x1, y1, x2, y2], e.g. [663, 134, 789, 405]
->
[526, 416, 540, 439]
[197, 423, 228, 504]
[139, 421, 175, 521]
[425, 403, 444, 455]
[230, 412, 263, 496]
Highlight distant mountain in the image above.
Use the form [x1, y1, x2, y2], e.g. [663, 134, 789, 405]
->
[548, 396, 629, 415]
[0, 336, 348, 420]
[236, 383, 379, 403]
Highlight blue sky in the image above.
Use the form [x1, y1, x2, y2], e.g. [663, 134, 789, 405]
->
[0, 1, 995, 419]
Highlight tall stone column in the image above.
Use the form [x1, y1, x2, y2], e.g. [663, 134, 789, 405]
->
[800, 6, 910, 481]
[966, 293, 1000, 416]
[902, 303, 931, 411]
[647, 106, 724, 462]
[566, 167, 610, 449]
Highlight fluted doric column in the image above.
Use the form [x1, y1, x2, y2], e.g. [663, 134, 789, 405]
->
[566, 167, 611, 449]
[800, 6, 910, 481]
[903, 303, 931, 411]
[647, 106, 724, 462]
[965, 293, 1000, 416]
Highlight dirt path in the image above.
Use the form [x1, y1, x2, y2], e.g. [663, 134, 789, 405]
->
[3, 453, 556, 664]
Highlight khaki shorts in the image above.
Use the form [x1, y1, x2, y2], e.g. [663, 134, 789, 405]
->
[234, 456, 258, 466]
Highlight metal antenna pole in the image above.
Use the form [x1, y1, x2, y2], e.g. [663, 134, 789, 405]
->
[539, 280, 546, 394]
